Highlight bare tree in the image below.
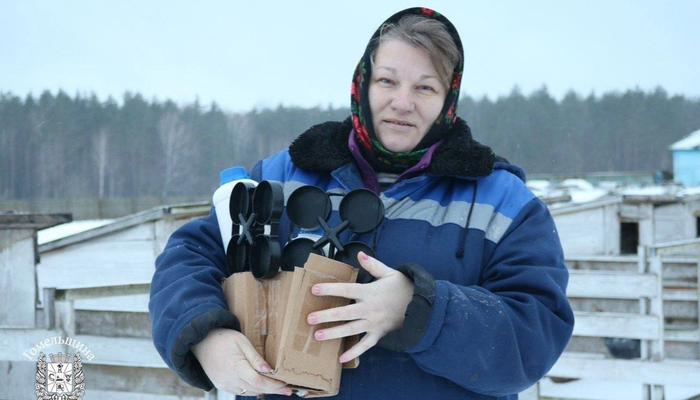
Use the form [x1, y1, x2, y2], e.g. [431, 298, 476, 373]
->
[0, 128, 16, 198]
[227, 112, 257, 168]
[158, 111, 191, 197]
[30, 109, 65, 198]
[92, 127, 109, 198]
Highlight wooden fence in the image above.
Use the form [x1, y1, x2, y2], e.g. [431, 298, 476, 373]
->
[0, 283, 209, 400]
[1, 242, 698, 399]
[39, 246, 700, 400]
[526, 244, 700, 400]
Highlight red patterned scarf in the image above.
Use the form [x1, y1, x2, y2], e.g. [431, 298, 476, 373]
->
[351, 7, 464, 173]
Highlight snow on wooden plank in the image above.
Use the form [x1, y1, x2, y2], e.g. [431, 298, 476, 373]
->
[573, 311, 660, 339]
[75, 294, 150, 313]
[37, 219, 115, 245]
[0, 329, 63, 360]
[56, 283, 150, 301]
[37, 208, 168, 252]
[539, 377, 700, 400]
[664, 288, 699, 301]
[41, 240, 157, 264]
[567, 270, 658, 299]
[37, 241, 157, 291]
[0, 331, 166, 368]
[665, 327, 700, 342]
[550, 353, 700, 387]
[88, 222, 155, 242]
[84, 391, 204, 400]
[75, 334, 166, 368]
[38, 261, 155, 290]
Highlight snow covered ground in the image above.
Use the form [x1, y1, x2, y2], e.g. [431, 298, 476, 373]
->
[527, 178, 700, 208]
[539, 378, 700, 400]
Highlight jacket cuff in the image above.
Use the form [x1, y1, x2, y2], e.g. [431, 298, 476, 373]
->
[377, 263, 435, 352]
[170, 308, 241, 390]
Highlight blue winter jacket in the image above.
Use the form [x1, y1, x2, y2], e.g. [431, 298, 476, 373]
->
[149, 118, 574, 399]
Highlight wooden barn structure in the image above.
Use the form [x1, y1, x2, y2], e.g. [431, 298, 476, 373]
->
[530, 190, 700, 399]
[0, 204, 215, 400]
[551, 192, 700, 256]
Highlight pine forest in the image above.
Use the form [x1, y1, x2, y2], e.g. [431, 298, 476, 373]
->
[1, 87, 699, 200]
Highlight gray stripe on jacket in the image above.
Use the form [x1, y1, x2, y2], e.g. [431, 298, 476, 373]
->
[380, 195, 513, 244]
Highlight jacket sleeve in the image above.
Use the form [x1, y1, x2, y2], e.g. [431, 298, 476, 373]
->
[402, 198, 574, 395]
[149, 211, 241, 391]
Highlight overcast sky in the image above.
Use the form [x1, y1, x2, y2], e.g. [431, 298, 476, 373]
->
[1, 0, 698, 113]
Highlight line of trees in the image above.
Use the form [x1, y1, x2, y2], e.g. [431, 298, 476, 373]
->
[1, 87, 699, 200]
[461, 87, 700, 175]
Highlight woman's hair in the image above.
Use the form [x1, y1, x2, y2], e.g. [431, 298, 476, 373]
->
[370, 14, 461, 91]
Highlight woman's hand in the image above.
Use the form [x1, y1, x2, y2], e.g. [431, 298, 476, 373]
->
[307, 251, 414, 363]
[191, 328, 292, 397]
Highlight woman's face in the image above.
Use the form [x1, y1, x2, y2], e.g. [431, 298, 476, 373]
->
[369, 39, 446, 153]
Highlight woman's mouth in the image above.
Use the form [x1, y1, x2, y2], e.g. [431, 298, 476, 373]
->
[384, 119, 414, 127]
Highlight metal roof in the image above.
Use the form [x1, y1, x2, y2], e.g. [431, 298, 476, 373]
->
[0, 213, 72, 230]
[670, 128, 700, 150]
[38, 201, 210, 253]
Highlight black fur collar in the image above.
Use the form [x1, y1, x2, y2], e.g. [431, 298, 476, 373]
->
[289, 117, 495, 178]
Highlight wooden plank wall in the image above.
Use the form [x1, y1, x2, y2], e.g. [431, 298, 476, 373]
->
[0, 229, 37, 328]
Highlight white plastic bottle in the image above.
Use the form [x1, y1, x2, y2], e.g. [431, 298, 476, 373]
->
[212, 166, 258, 251]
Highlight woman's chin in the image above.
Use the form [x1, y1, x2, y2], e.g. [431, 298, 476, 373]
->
[378, 138, 416, 154]
[384, 144, 413, 153]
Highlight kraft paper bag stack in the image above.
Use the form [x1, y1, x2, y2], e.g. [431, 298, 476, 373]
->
[223, 254, 359, 397]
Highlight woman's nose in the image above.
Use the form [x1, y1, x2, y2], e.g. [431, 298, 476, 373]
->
[390, 89, 415, 113]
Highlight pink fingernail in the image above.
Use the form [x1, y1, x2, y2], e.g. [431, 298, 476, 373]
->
[312, 285, 321, 295]
[360, 252, 368, 260]
[261, 364, 271, 372]
[315, 330, 325, 340]
[339, 356, 348, 363]
[308, 315, 317, 324]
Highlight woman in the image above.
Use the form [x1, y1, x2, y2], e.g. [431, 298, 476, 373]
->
[149, 7, 574, 399]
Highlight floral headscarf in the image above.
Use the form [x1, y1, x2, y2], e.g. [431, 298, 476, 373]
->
[351, 7, 464, 173]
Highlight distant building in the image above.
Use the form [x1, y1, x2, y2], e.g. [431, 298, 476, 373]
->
[551, 194, 676, 256]
[670, 128, 700, 186]
[544, 186, 700, 256]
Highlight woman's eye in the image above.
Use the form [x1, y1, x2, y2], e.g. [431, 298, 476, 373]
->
[377, 78, 394, 85]
[417, 85, 435, 92]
